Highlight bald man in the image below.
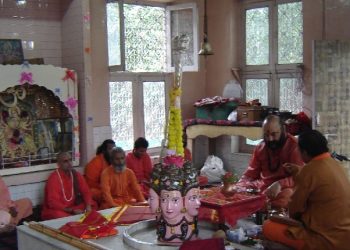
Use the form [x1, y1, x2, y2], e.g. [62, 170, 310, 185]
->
[237, 115, 304, 208]
[42, 152, 94, 220]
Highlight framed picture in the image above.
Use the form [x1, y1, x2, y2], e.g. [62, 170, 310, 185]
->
[0, 39, 24, 64]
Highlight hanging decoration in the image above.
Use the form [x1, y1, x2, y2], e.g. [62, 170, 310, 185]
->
[62, 70, 76, 83]
[19, 72, 33, 85]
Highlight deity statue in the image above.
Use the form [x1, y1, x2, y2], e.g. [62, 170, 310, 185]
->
[149, 156, 200, 244]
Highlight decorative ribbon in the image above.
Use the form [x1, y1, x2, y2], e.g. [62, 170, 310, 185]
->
[62, 70, 76, 83]
[64, 96, 78, 110]
[19, 72, 33, 85]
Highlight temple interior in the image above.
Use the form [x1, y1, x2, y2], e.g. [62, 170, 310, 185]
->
[1, 0, 350, 249]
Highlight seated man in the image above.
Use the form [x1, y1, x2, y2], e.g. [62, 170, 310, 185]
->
[85, 139, 115, 204]
[100, 147, 146, 209]
[42, 152, 95, 220]
[0, 176, 32, 233]
[263, 130, 350, 250]
[126, 137, 152, 198]
[237, 115, 304, 208]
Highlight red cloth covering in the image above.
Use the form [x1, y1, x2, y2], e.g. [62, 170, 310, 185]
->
[41, 168, 94, 220]
[198, 175, 208, 186]
[109, 205, 155, 225]
[237, 133, 304, 191]
[199, 187, 266, 226]
[59, 210, 117, 239]
[179, 238, 225, 250]
[126, 152, 153, 198]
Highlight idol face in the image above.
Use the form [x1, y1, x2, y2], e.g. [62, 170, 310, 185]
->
[184, 188, 201, 217]
[149, 188, 159, 213]
[160, 190, 183, 221]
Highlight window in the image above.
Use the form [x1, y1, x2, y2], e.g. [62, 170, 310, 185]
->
[106, 1, 197, 151]
[242, 0, 303, 148]
[106, 1, 198, 72]
[243, 0, 303, 112]
[109, 78, 167, 150]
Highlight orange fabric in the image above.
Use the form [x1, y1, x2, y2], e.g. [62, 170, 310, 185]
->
[100, 167, 145, 209]
[311, 152, 331, 161]
[239, 133, 304, 191]
[85, 154, 110, 202]
[42, 168, 94, 220]
[263, 220, 304, 250]
[287, 156, 350, 249]
[126, 152, 152, 197]
[0, 176, 33, 225]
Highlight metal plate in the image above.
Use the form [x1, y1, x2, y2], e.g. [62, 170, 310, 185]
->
[123, 219, 219, 250]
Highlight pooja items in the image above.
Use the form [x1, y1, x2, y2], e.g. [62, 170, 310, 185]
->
[221, 172, 238, 198]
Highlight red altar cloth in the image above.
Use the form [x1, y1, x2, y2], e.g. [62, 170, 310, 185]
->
[198, 187, 266, 226]
[109, 205, 155, 225]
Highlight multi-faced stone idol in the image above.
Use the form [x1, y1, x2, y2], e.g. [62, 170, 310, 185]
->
[150, 156, 200, 244]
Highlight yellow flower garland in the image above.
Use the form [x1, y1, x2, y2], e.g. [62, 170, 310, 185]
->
[167, 87, 184, 156]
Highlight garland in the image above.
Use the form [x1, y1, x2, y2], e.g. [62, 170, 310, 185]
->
[167, 87, 184, 156]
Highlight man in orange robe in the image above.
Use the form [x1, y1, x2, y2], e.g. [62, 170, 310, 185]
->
[237, 115, 304, 208]
[126, 137, 153, 198]
[263, 130, 350, 250]
[101, 147, 146, 209]
[42, 152, 95, 220]
[85, 139, 115, 204]
[0, 176, 32, 233]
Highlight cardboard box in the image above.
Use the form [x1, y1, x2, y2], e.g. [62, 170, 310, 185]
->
[237, 105, 263, 121]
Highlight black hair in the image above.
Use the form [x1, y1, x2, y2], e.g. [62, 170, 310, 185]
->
[96, 139, 116, 155]
[134, 137, 149, 149]
[298, 130, 329, 157]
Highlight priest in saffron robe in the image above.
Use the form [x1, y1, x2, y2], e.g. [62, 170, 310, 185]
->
[263, 130, 350, 250]
[41, 152, 95, 220]
[126, 137, 153, 198]
[0, 176, 32, 233]
[100, 147, 146, 209]
[85, 139, 115, 204]
[237, 115, 304, 208]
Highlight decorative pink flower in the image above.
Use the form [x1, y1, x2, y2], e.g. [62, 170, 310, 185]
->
[65, 97, 78, 110]
[163, 155, 184, 168]
[62, 70, 76, 82]
[19, 72, 33, 85]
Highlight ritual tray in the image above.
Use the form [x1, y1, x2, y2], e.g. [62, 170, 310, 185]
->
[123, 219, 218, 250]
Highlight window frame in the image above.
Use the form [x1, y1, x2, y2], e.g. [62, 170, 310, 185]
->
[240, 0, 303, 150]
[109, 71, 171, 153]
[241, 0, 303, 108]
[166, 2, 199, 72]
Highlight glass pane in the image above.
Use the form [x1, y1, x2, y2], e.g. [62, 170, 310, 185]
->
[124, 4, 166, 72]
[278, 2, 303, 64]
[246, 7, 269, 65]
[279, 78, 302, 113]
[246, 79, 268, 105]
[109, 81, 134, 150]
[170, 8, 194, 67]
[106, 2, 121, 66]
[143, 82, 166, 148]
